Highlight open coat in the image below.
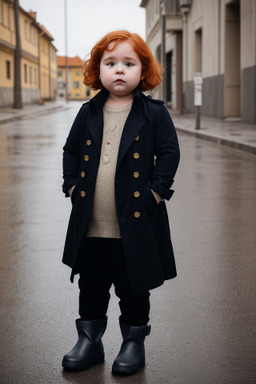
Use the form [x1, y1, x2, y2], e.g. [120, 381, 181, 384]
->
[62, 87, 180, 297]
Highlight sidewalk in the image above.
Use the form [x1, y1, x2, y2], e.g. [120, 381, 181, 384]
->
[0, 100, 69, 124]
[1, 101, 256, 154]
[171, 113, 256, 155]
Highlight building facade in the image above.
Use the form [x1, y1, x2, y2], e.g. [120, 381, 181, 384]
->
[0, 0, 57, 107]
[57, 56, 98, 101]
[140, 0, 256, 124]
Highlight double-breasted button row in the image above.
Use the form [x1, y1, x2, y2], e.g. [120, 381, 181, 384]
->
[81, 140, 91, 197]
[132, 140, 140, 217]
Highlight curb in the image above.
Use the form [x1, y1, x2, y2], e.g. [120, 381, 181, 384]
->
[0, 104, 69, 125]
[175, 126, 256, 155]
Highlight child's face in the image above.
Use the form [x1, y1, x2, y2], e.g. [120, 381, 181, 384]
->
[99, 41, 142, 100]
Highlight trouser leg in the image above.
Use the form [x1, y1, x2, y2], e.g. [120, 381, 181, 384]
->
[110, 241, 151, 375]
[78, 238, 112, 320]
[110, 240, 150, 326]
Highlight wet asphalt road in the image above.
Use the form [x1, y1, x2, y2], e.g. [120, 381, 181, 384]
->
[0, 102, 256, 384]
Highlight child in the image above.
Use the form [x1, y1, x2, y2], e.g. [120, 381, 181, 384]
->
[61, 30, 180, 376]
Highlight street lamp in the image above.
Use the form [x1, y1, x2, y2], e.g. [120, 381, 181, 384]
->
[64, 0, 68, 102]
[160, 0, 166, 104]
[179, 0, 192, 15]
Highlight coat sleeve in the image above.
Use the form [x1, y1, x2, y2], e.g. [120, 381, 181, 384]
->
[62, 105, 86, 197]
[151, 104, 180, 200]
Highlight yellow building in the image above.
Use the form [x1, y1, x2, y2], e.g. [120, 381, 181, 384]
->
[57, 56, 97, 100]
[38, 24, 57, 101]
[0, 0, 57, 107]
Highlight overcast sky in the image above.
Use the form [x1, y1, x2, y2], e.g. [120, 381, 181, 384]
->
[20, 0, 146, 60]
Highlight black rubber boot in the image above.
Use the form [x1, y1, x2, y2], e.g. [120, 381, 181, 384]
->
[112, 319, 151, 375]
[62, 317, 107, 371]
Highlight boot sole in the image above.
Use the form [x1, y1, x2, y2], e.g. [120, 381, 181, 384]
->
[112, 361, 145, 376]
[62, 353, 104, 371]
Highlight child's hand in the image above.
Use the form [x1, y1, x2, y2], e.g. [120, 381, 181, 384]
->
[151, 190, 163, 205]
[68, 185, 76, 197]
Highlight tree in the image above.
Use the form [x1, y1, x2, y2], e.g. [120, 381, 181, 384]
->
[13, 0, 23, 109]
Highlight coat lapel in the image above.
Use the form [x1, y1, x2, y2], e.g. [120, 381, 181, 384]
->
[87, 89, 108, 155]
[117, 109, 145, 170]
[87, 110, 103, 155]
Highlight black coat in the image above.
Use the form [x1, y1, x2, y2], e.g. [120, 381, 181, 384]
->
[62, 88, 180, 296]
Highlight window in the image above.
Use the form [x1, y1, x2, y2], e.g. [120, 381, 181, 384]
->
[25, 20, 28, 39]
[58, 70, 63, 76]
[6, 60, 11, 79]
[29, 66, 32, 83]
[0, 0, 3, 24]
[76, 70, 80, 75]
[24, 64, 27, 83]
[34, 68, 37, 85]
[73, 81, 79, 89]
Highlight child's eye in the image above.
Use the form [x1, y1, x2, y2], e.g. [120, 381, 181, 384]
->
[126, 62, 133, 67]
[107, 62, 115, 67]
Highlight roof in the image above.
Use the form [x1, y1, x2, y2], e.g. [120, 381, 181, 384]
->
[28, 11, 37, 20]
[39, 25, 54, 41]
[57, 56, 83, 67]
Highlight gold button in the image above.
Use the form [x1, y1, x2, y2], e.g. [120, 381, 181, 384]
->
[86, 139, 92, 146]
[134, 211, 141, 218]
[133, 171, 140, 178]
[135, 135, 139, 141]
[84, 154, 89, 161]
[133, 152, 140, 159]
[80, 191, 86, 197]
[134, 191, 140, 198]
[81, 171, 85, 178]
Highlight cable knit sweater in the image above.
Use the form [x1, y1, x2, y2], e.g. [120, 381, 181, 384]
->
[86, 103, 132, 238]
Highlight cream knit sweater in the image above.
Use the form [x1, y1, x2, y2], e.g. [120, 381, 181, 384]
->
[86, 103, 132, 238]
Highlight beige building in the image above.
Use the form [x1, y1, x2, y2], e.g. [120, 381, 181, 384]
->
[140, 0, 256, 124]
[0, 0, 57, 107]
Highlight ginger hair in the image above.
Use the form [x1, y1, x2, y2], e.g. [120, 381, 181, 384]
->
[83, 30, 163, 92]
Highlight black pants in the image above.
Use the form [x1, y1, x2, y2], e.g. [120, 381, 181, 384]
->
[78, 238, 150, 326]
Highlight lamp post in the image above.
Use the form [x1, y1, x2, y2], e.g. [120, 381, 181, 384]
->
[179, 0, 192, 114]
[13, 0, 22, 108]
[160, 0, 166, 105]
[64, 0, 69, 102]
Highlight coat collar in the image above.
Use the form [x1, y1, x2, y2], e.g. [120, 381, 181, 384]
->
[89, 87, 144, 114]
[88, 87, 145, 168]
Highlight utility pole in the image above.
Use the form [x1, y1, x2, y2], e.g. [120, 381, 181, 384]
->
[160, 0, 166, 104]
[64, 0, 69, 102]
[13, 0, 23, 109]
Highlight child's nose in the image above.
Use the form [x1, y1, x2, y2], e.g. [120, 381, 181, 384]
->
[116, 64, 125, 74]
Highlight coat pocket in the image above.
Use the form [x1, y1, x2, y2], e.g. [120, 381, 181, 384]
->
[70, 186, 78, 204]
[142, 181, 159, 215]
